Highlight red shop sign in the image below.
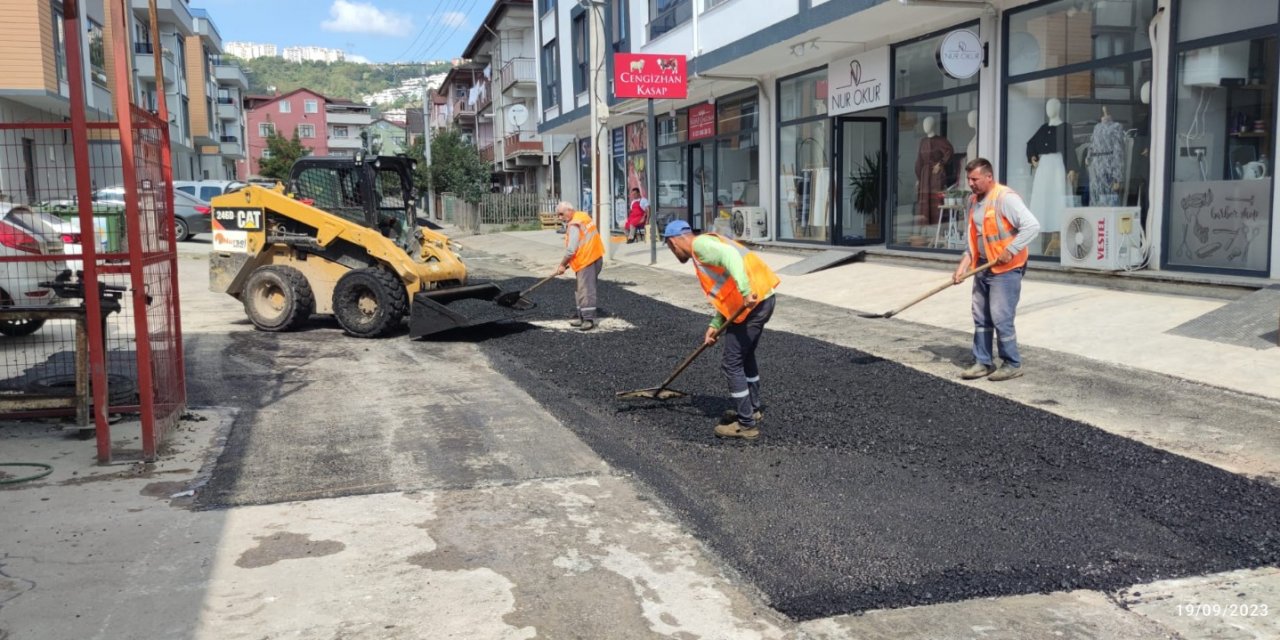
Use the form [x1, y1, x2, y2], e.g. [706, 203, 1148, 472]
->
[689, 103, 715, 140]
[613, 53, 688, 100]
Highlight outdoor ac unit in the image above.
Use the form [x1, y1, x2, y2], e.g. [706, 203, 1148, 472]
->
[1059, 207, 1143, 271]
[731, 207, 768, 242]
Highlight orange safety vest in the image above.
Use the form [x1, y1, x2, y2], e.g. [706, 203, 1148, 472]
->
[691, 233, 781, 324]
[565, 211, 605, 271]
[967, 184, 1029, 275]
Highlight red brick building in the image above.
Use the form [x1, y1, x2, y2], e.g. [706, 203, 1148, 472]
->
[240, 88, 331, 179]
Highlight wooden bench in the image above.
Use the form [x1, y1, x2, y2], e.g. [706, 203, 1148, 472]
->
[538, 212, 560, 230]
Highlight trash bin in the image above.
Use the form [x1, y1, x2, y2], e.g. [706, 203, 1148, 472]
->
[39, 202, 125, 253]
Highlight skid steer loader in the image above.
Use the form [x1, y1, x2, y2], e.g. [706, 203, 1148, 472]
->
[208, 154, 530, 338]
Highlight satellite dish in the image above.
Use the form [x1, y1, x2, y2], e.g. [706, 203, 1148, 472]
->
[506, 104, 529, 128]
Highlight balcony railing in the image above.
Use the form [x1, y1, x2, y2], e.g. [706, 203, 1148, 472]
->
[503, 132, 542, 158]
[216, 96, 235, 105]
[452, 99, 477, 119]
[498, 58, 536, 92]
[479, 143, 495, 163]
[219, 135, 238, 143]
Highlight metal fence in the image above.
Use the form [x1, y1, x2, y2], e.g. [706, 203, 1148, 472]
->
[0, 0, 185, 463]
[443, 193, 558, 232]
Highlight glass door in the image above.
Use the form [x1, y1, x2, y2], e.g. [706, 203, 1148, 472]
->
[835, 117, 886, 245]
[688, 143, 715, 231]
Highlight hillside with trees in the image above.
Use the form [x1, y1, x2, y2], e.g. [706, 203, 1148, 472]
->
[234, 56, 451, 103]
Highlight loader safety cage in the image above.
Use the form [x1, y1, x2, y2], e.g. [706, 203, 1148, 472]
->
[0, 0, 186, 462]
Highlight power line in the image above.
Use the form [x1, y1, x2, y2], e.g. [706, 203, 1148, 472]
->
[388, 1, 453, 63]
[407, 0, 471, 63]
[414, 0, 482, 63]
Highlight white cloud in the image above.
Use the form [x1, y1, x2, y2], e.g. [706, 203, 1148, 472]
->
[440, 12, 466, 28]
[346, 54, 372, 63]
[320, 0, 411, 37]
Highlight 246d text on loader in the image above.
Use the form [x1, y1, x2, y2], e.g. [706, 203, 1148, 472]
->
[208, 154, 532, 338]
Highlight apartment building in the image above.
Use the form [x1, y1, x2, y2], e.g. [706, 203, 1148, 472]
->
[240, 90, 373, 179]
[224, 40, 277, 59]
[536, 0, 1280, 281]
[460, 0, 562, 195]
[283, 46, 345, 64]
[434, 62, 490, 151]
[186, 8, 245, 180]
[368, 118, 407, 155]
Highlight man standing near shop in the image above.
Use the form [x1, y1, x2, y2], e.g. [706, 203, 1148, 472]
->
[662, 220, 780, 439]
[555, 201, 605, 331]
[953, 158, 1040, 381]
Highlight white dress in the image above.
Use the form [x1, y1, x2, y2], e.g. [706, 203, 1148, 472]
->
[1028, 152, 1067, 235]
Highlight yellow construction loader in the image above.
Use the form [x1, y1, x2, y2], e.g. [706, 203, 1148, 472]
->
[208, 154, 528, 338]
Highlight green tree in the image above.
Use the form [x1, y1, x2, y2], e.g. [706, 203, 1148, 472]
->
[258, 130, 311, 180]
[407, 128, 489, 204]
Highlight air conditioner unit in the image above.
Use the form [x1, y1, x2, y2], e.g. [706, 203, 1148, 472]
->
[730, 206, 768, 242]
[1059, 207, 1143, 271]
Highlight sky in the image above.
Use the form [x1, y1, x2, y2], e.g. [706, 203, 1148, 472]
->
[195, 0, 495, 64]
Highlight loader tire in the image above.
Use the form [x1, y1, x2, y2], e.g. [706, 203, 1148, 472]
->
[332, 268, 407, 338]
[243, 265, 315, 332]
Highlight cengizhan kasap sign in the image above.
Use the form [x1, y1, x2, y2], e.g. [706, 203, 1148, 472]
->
[613, 53, 688, 100]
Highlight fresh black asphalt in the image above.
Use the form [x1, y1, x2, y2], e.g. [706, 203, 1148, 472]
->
[470, 276, 1280, 619]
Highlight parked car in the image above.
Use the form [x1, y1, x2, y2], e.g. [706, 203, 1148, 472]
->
[173, 180, 246, 202]
[0, 217, 67, 336]
[172, 190, 212, 241]
[91, 186, 212, 241]
[1, 202, 82, 271]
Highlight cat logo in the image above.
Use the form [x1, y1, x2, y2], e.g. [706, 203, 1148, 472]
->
[213, 207, 264, 231]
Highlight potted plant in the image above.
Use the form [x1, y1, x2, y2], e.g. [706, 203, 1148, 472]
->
[847, 153, 882, 217]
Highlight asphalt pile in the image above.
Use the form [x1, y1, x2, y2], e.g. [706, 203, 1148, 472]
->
[473, 276, 1280, 619]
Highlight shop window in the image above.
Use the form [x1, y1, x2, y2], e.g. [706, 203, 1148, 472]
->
[1167, 32, 1276, 274]
[892, 96, 977, 249]
[1006, 0, 1154, 76]
[1177, 0, 1278, 43]
[778, 120, 830, 242]
[1003, 1, 1154, 259]
[656, 112, 687, 146]
[655, 146, 685, 229]
[894, 29, 979, 100]
[779, 69, 827, 122]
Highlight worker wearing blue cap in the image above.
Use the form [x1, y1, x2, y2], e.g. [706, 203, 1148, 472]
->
[662, 219, 780, 439]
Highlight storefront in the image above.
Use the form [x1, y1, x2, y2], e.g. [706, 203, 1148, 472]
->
[1165, 0, 1277, 276]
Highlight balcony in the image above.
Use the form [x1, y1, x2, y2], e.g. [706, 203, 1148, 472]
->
[131, 0, 195, 36]
[213, 63, 248, 89]
[326, 111, 371, 126]
[219, 136, 243, 158]
[498, 58, 536, 93]
[328, 136, 363, 149]
[134, 45, 178, 86]
[502, 132, 543, 159]
[216, 99, 239, 121]
[452, 99, 477, 122]
[479, 143, 495, 163]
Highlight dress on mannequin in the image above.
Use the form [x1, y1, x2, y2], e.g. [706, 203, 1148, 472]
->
[964, 110, 978, 168]
[1088, 107, 1126, 206]
[1026, 103, 1077, 246]
[915, 118, 954, 225]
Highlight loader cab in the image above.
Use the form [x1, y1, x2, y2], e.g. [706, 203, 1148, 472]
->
[288, 154, 418, 252]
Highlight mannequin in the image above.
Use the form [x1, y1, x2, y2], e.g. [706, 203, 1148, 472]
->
[915, 115, 954, 226]
[1026, 98, 1077, 253]
[1087, 105, 1126, 206]
[965, 110, 978, 163]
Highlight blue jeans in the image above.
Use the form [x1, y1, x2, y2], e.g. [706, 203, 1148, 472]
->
[971, 267, 1024, 368]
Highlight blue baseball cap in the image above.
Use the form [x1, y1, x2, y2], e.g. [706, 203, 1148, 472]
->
[662, 219, 692, 239]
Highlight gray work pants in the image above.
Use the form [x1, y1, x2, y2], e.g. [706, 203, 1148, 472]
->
[574, 258, 602, 321]
[721, 296, 775, 427]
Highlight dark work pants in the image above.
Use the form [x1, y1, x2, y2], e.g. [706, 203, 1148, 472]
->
[574, 258, 602, 321]
[721, 295, 776, 427]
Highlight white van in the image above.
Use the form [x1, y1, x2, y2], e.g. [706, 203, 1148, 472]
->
[173, 180, 246, 202]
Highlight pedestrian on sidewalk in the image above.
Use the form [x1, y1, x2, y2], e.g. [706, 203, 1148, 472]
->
[555, 201, 605, 331]
[662, 220, 780, 439]
[953, 158, 1041, 381]
[625, 188, 649, 243]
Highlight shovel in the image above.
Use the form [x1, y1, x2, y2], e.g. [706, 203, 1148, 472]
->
[495, 273, 557, 308]
[858, 260, 996, 319]
[617, 303, 753, 400]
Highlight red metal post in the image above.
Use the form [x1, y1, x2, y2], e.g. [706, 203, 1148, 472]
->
[152, 0, 186, 414]
[61, 0, 113, 463]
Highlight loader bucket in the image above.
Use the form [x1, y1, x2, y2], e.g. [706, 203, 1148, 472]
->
[409, 283, 536, 338]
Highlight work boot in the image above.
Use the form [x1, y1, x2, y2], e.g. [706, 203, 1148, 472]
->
[714, 421, 759, 440]
[960, 363, 995, 380]
[719, 409, 763, 426]
[988, 364, 1024, 381]
[569, 317, 583, 327]
[578, 319, 595, 332]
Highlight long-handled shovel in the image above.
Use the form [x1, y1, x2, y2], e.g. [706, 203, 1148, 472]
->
[858, 261, 996, 319]
[617, 303, 753, 400]
[494, 273, 557, 308]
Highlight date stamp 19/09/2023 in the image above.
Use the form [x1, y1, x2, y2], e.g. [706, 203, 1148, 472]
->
[1176, 603, 1269, 617]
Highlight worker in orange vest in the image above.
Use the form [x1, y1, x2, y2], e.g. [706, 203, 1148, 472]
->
[662, 220, 780, 440]
[952, 158, 1040, 382]
[554, 201, 605, 331]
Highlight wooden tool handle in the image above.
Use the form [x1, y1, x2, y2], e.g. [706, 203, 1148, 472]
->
[653, 303, 754, 393]
[521, 273, 558, 297]
[886, 261, 996, 318]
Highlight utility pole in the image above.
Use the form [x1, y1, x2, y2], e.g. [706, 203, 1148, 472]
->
[586, 0, 609, 238]
[421, 65, 435, 220]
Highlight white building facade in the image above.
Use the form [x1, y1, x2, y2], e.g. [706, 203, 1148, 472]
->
[224, 41, 278, 60]
[535, 0, 1280, 281]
